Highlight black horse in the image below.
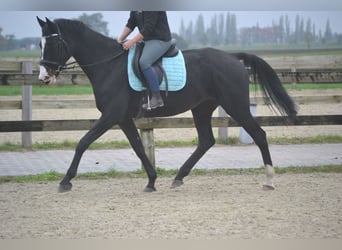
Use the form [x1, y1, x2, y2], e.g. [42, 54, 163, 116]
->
[37, 17, 297, 192]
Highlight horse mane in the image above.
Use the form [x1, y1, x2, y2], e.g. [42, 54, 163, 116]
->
[54, 18, 120, 48]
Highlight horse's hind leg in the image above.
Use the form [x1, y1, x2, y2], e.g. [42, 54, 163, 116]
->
[59, 115, 116, 192]
[172, 102, 217, 188]
[228, 109, 275, 190]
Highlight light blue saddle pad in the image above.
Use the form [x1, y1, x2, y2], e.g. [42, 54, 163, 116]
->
[127, 45, 187, 92]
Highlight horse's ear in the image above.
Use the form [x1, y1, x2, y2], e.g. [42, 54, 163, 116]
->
[46, 17, 54, 27]
[37, 16, 46, 28]
[45, 17, 57, 33]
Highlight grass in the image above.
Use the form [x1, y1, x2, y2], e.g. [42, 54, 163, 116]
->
[1, 135, 341, 152]
[0, 164, 341, 184]
[0, 85, 94, 96]
[0, 50, 40, 58]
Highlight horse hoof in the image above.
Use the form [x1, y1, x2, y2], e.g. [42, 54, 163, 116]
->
[171, 179, 184, 189]
[143, 186, 157, 192]
[262, 183, 275, 191]
[58, 182, 73, 193]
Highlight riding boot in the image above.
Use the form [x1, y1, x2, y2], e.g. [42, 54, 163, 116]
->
[150, 92, 164, 108]
[142, 67, 164, 110]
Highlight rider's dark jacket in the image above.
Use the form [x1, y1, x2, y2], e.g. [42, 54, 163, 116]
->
[126, 11, 171, 41]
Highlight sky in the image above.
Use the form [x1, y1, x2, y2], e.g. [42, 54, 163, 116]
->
[1, 11, 342, 39]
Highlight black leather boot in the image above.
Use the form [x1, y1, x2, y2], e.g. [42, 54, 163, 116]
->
[142, 92, 164, 110]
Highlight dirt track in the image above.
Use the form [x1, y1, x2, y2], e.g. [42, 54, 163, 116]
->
[1, 173, 341, 239]
[0, 90, 341, 239]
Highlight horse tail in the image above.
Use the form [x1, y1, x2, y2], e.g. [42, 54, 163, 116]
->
[232, 52, 298, 121]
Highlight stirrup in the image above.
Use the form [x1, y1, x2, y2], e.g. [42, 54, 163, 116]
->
[141, 93, 152, 111]
[147, 95, 152, 111]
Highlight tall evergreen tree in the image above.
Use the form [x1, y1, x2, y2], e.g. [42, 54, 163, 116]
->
[305, 18, 314, 49]
[208, 14, 219, 45]
[230, 14, 237, 44]
[218, 13, 224, 44]
[194, 14, 207, 45]
[224, 12, 231, 44]
[278, 16, 285, 43]
[324, 19, 333, 43]
[179, 19, 186, 38]
[0, 27, 5, 50]
[285, 15, 290, 43]
[185, 21, 193, 44]
[295, 15, 300, 43]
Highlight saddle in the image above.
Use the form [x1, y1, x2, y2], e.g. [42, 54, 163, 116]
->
[132, 39, 179, 95]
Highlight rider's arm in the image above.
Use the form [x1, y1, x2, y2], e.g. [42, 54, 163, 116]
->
[117, 27, 132, 44]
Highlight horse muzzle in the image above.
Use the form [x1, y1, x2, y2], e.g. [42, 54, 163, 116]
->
[38, 65, 57, 84]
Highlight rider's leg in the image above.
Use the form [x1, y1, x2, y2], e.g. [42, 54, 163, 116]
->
[139, 40, 171, 109]
[142, 66, 164, 109]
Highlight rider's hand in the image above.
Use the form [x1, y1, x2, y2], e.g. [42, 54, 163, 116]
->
[122, 40, 135, 50]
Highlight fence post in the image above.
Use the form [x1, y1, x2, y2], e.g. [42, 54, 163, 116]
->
[291, 66, 297, 90]
[21, 61, 33, 149]
[140, 128, 155, 168]
[218, 106, 228, 141]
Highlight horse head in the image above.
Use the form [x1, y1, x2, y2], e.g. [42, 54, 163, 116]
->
[37, 17, 71, 84]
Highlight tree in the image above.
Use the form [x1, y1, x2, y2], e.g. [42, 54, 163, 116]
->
[299, 17, 305, 42]
[76, 13, 109, 36]
[185, 21, 193, 44]
[5, 35, 18, 50]
[171, 32, 189, 50]
[207, 15, 219, 46]
[278, 16, 285, 43]
[336, 33, 342, 45]
[229, 13, 237, 44]
[194, 14, 207, 45]
[224, 12, 231, 44]
[294, 15, 300, 43]
[218, 13, 224, 44]
[179, 19, 186, 39]
[225, 12, 237, 44]
[285, 15, 291, 43]
[304, 18, 314, 50]
[323, 19, 333, 43]
[0, 27, 6, 50]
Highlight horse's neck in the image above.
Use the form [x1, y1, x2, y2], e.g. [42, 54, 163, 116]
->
[72, 38, 121, 64]
[70, 36, 123, 80]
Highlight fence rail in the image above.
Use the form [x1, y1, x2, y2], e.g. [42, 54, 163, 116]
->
[1, 115, 341, 166]
[1, 60, 342, 85]
[1, 115, 342, 133]
[1, 94, 342, 110]
[1, 69, 342, 85]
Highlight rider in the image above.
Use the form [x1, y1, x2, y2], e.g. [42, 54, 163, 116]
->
[118, 11, 172, 109]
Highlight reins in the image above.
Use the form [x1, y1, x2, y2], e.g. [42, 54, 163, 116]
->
[61, 50, 126, 71]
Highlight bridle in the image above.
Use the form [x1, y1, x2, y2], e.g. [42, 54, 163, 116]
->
[40, 26, 125, 77]
[40, 32, 70, 77]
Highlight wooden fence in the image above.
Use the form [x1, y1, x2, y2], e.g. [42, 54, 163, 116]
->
[1, 115, 342, 133]
[1, 115, 342, 167]
[1, 56, 342, 85]
[1, 60, 342, 166]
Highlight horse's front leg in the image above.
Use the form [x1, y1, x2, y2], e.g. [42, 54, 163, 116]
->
[59, 115, 116, 192]
[119, 119, 157, 192]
